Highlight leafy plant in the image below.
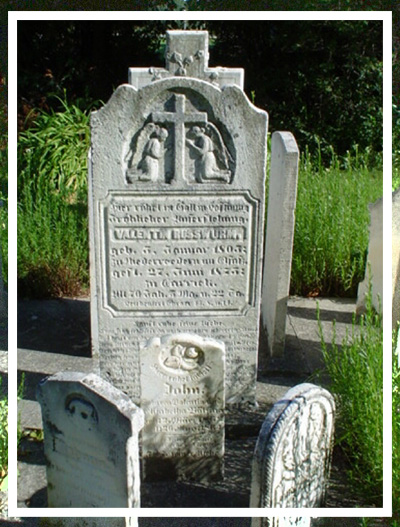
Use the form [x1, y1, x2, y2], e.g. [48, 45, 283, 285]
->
[318, 289, 383, 502]
[18, 96, 91, 298]
[291, 147, 382, 297]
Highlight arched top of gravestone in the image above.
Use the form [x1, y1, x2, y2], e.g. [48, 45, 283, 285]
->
[251, 383, 335, 509]
[37, 371, 144, 433]
[90, 78, 268, 196]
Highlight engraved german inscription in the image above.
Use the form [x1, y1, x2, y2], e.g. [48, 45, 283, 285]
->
[101, 192, 257, 315]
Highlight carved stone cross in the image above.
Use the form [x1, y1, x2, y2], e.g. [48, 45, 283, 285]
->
[152, 93, 207, 182]
[129, 30, 244, 90]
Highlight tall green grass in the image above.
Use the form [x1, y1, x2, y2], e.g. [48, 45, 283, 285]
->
[291, 148, 382, 297]
[319, 292, 383, 503]
[18, 97, 91, 297]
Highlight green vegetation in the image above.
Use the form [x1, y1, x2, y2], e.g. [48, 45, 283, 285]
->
[18, 98, 92, 298]
[319, 292, 383, 503]
[394, 329, 400, 523]
[291, 148, 382, 297]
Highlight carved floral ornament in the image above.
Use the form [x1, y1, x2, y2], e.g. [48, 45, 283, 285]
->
[252, 384, 335, 509]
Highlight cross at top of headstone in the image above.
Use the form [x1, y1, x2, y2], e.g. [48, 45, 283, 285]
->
[129, 30, 244, 90]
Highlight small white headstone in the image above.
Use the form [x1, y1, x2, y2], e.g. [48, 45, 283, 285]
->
[250, 383, 335, 508]
[37, 372, 144, 507]
[140, 333, 225, 482]
[357, 196, 383, 314]
[262, 131, 299, 357]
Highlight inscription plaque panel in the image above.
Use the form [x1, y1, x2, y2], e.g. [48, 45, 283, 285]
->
[101, 192, 258, 315]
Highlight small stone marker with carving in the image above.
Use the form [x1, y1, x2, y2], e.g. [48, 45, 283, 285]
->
[140, 333, 225, 481]
[250, 383, 335, 509]
[89, 29, 268, 407]
[37, 372, 144, 507]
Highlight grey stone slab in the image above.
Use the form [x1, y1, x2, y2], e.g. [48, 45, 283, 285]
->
[250, 383, 335, 509]
[262, 132, 299, 358]
[357, 197, 383, 314]
[129, 30, 244, 90]
[38, 519, 137, 527]
[36, 372, 144, 508]
[89, 30, 268, 408]
[140, 333, 225, 482]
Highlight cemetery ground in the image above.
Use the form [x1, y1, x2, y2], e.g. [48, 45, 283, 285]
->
[12, 294, 381, 510]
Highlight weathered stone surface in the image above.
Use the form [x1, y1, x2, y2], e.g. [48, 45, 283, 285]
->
[129, 30, 244, 90]
[356, 196, 383, 315]
[37, 372, 144, 507]
[39, 519, 137, 527]
[89, 31, 268, 407]
[393, 189, 400, 327]
[250, 383, 335, 508]
[261, 131, 299, 357]
[140, 333, 225, 482]
[252, 519, 311, 527]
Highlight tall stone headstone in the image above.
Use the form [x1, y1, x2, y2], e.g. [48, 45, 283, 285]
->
[252, 519, 311, 527]
[262, 132, 299, 357]
[356, 196, 383, 315]
[37, 372, 144, 508]
[89, 30, 268, 406]
[140, 333, 225, 481]
[250, 383, 335, 509]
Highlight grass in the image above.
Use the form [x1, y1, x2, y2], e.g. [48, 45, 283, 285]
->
[291, 147, 382, 297]
[318, 291, 383, 504]
[18, 96, 92, 298]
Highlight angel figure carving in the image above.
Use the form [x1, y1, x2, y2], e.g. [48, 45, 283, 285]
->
[126, 123, 169, 183]
[186, 125, 232, 183]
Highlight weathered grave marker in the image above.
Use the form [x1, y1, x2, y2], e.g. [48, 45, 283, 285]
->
[252, 519, 311, 527]
[89, 30, 268, 406]
[40, 519, 138, 527]
[140, 333, 225, 481]
[250, 383, 335, 508]
[357, 196, 383, 314]
[37, 372, 144, 507]
[39, 516, 139, 527]
[262, 132, 299, 357]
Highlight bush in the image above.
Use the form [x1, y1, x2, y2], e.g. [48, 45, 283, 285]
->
[18, 97, 91, 298]
[319, 292, 383, 503]
[291, 148, 382, 297]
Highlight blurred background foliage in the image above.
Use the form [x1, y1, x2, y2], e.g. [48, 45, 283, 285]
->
[17, 19, 383, 163]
